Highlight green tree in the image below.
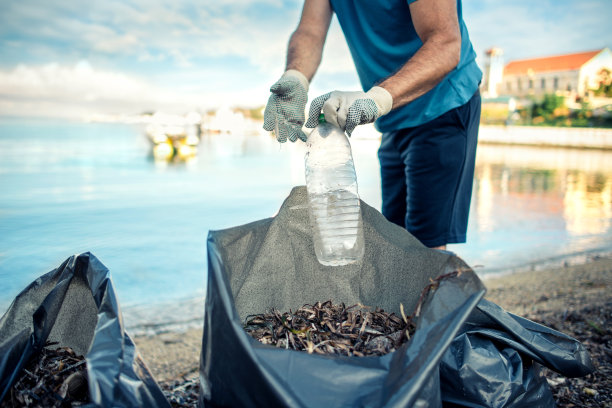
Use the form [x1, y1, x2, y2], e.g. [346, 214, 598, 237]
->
[530, 94, 565, 124]
[592, 68, 612, 97]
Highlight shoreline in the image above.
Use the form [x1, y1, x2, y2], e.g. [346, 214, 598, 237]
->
[481, 252, 611, 318]
[123, 247, 612, 337]
[133, 253, 611, 405]
[478, 125, 612, 150]
[477, 247, 612, 279]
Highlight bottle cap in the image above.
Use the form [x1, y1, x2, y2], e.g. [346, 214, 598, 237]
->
[318, 113, 326, 124]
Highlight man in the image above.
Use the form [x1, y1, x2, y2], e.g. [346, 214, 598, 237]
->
[263, 0, 482, 250]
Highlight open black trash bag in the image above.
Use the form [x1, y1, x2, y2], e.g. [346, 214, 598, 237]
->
[0, 252, 170, 408]
[200, 186, 487, 407]
[200, 186, 594, 408]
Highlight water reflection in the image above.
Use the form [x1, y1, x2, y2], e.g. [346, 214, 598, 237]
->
[474, 146, 612, 236]
[459, 144, 612, 273]
[564, 171, 612, 236]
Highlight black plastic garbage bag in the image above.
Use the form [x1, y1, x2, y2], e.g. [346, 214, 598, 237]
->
[200, 186, 487, 407]
[440, 298, 594, 408]
[199, 187, 594, 407]
[0, 252, 170, 408]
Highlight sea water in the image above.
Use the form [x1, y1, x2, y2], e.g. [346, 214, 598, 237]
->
[0, 118, 303, 331]
[1, 119, 612, 332]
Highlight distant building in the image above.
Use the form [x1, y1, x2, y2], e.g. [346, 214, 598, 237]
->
[481, 47, 505, 98]
[482, 48, 612, 101]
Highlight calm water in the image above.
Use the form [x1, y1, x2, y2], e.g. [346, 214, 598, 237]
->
[1, 119, 611, 323]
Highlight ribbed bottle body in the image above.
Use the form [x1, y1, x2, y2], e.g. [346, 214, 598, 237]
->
[305, 122, 364, 266]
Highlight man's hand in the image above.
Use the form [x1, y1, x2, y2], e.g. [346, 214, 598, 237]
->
[305, 87, 393, 136]
[263, 70, 309, 142]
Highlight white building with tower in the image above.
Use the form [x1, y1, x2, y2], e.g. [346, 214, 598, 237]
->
[481, 48, 612, 104]
[481, 47, 504, 98]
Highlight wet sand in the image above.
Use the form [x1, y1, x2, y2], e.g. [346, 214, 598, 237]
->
[133, 254, 612, 406]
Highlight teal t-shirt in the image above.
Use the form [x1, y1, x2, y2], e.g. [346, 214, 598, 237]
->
[329, 0, 482, 131]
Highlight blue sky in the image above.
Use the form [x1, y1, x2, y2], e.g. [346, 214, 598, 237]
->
[0, 0, 611, 118]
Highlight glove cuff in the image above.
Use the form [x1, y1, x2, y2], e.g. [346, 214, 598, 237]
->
[283, 69, 309, 92]
[366, 86, 393, 116]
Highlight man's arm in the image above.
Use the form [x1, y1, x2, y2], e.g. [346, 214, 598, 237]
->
[286, 0, 333, 81]
[378, 0, 461, 109]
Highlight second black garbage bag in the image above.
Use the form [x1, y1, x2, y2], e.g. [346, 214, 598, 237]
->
[0, 252, 170, 408]
[199, 186, 486, 407]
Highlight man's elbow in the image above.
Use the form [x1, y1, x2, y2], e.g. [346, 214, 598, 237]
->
[423, 30, 461, 72]
[445, 34, 461, 70]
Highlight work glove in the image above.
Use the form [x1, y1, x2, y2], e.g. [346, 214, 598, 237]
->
[263, 70, 309, 142]
[305, 87, 393, 136]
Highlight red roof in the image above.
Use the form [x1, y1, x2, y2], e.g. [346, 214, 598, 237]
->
[504, 50, 602, 76]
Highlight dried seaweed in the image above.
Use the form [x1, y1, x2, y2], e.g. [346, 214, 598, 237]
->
[244, 271, 460, 357]
[1, 342, 88, 407]
[244, 300, 416, 357]
[535, 302, 612, 407]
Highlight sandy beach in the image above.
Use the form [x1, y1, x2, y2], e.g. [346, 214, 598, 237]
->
[133, 254, 612, 407]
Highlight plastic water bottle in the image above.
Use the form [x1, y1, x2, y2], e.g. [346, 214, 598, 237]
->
[305, 114, 364, 266]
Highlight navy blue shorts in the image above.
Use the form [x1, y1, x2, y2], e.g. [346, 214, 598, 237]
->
[377, 91, 481, 247]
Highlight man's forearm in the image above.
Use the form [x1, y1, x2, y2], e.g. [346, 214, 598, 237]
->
[286, 30, 326, 81]
[378, 35, 460, 109]
[285, 0, 333, 81]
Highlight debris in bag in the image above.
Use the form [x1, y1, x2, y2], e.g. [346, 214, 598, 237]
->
[1, 341, 88, 408]
[243, 272, 461, 357]
[244, 300, 416, 357]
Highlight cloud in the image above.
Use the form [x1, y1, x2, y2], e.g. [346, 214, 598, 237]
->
[0, 60, 273, 118]
[1, 0, 610, 119]
[0, 0, 354, 76]
[3, 0, 610, 72]
[1, 61, 152, 102]
[464, 0, 612, 63]
[0, 61, 191, 117]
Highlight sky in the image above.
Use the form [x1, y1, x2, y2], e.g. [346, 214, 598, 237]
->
[0, 0, 611, 119]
